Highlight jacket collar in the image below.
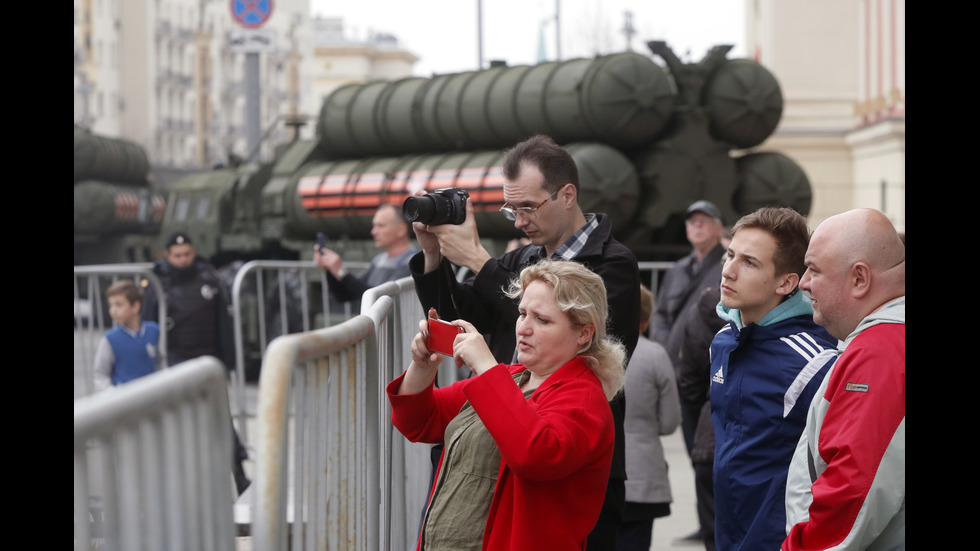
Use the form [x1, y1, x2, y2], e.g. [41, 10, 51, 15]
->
[526, 213, 612, 261]
[522, 356, 595, 399]
[842, 295, 906, 349]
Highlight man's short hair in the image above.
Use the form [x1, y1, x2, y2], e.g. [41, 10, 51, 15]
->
[731, 207, 810, 278]
[106, 280, 143, 306]
[502, 135, 579, 195]
[377, 203, 409, 228]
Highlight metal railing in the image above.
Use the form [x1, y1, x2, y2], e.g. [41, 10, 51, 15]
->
[74, 264, 167, 399]
[73, 259, 678, 551]
[239, 299, 388, 551]
[227, 260, 368, 444]
[639, 261, 675, 300]
[361, 278, 438, 551]
[73, 357, 235, 551]
[76, 260, 674, 415]
[235, 277, 431, 551]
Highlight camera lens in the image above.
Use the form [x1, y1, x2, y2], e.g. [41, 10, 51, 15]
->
[402, 189, 465, 226]
[403, 195, 438, 225]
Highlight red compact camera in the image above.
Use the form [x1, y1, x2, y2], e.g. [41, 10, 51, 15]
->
[427, 318, 462, 356]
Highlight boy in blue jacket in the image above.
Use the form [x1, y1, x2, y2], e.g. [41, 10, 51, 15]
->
[93, 280, 162, 391]
[709, 207, 837, 550]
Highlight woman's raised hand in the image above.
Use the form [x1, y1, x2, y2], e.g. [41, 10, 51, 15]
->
[451, 320, 498, 376]
[398, 308, 444, 395]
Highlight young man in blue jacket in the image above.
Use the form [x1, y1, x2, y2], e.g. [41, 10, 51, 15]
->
[709, 207, 838, 551]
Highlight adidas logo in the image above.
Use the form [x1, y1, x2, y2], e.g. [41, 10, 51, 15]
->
[712, 366, 725, 384]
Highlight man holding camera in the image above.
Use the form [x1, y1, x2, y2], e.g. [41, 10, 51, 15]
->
[408, 134, 641, 550]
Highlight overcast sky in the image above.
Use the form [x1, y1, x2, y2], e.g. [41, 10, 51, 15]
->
[310, 0, 746, 76]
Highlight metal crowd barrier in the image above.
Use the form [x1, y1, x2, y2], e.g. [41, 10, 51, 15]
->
[73, 264, 167, 399]
[235, 298, 391, 551]
[234, 276, 429, 551]
[72, 260, 365, 430]
[75, 260, 671, 412]
[72, 259, 678, 551]
[639, 261, 675, 300]
[73, 357, 235, 551]
[361, 278, 438, 551]
[228, 259, 368, 444]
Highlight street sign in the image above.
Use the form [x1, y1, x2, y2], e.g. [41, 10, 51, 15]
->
[230, 0, 274, 29]
[230, 28, 276, 53]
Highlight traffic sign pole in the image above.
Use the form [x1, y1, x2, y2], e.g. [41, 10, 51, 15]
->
[230, 1, 274, 159]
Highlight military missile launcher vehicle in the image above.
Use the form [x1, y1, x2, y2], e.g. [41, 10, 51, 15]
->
[74, 127, 167, 264]
[74, 41, 811, 268]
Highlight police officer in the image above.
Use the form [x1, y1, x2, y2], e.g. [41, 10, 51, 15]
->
[143, 232, 233, 366]
[143, 231, 250, 495]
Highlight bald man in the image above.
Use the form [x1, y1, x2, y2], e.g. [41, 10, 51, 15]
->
[782, 208, 905, 551]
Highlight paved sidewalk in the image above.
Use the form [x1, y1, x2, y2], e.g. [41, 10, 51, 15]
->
[650, 430, 705, 551]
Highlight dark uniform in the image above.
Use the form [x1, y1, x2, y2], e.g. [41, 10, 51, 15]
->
[143, 253, 249, 495]
[143, 256, 233, 367]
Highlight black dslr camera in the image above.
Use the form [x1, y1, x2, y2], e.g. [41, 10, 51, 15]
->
[402, 188, 469, 226]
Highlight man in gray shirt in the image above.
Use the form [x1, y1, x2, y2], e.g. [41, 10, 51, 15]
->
[314, 203, 418, 306]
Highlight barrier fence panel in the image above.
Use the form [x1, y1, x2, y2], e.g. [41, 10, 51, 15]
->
[240, 298, 390, 551]
[228, 260, 368, 445]
[73, 357, 235, 551]
[72, 259, 677, 550]
[361, 277, 435, 551]
[74, 264, 167, 400]
[77, 260, 671, 431]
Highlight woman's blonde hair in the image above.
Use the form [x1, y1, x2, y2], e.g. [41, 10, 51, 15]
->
[504, 259, 626, 400]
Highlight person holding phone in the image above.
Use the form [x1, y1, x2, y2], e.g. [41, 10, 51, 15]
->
[313, 203, 417, 307]
[389, 260, 626, 551]
[408, 136, 641, 549]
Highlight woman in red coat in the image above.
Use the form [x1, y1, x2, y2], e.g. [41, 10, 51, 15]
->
[388, 259, 627, 551]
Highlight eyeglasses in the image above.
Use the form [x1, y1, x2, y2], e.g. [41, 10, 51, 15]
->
[499, 191, 559, 221]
